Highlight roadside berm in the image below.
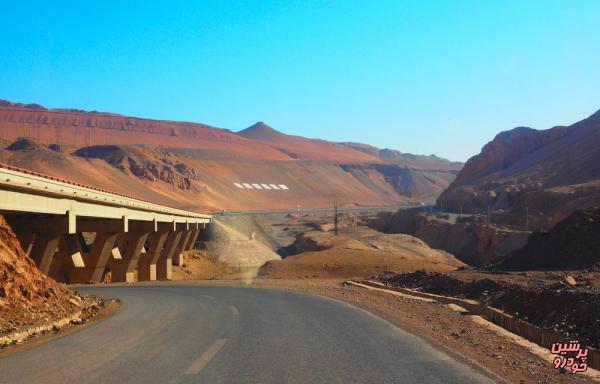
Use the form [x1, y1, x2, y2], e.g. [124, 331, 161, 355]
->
[0, 215, 104, 346]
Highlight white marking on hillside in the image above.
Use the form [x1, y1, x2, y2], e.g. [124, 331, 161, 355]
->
[232, 182, 290, 191]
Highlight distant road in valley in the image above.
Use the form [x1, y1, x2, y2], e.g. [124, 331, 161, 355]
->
[0, 285, 493, 384]
[212, 204, 424, 217]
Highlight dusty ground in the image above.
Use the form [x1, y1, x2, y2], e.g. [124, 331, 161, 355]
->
[172, 250, 237, 280]
[380, 270, 600, 349]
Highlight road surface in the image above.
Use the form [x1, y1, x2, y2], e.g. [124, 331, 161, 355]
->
[0, 285, 494, 383]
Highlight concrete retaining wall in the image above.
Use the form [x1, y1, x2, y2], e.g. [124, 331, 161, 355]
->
[358, 280, 599, 370]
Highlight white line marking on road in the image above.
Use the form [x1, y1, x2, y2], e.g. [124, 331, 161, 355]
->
[251, 183, 262, 189]
[278, 184, 289, 190]
[260, 183, 271, 189]
[269, 184, 280, 189]
[184, 338, 227, 375]
[233, 183, 244, 189]
[202, 295, 215, 300]
[230, 306, 239, 316]
[242, 183, 253, 189]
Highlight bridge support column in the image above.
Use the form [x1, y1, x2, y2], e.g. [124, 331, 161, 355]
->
[69, 232, 119, 284]
[29, 233, 62, 274]
[109, 232, 149, 283]
[15, 233, 36, 256]
[156, 231, 182, 280]
[172, 230, 192, 266]
[50, 234, 86, 283]
[138, 231, 168, 281]
[184, 229, 201, 251]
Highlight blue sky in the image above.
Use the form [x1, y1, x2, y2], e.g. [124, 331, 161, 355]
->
[1, 0, 599, 161]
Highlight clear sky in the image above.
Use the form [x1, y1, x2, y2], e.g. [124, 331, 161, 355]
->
[1, 1, 599, 161]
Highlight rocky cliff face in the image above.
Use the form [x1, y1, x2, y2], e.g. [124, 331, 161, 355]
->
[437, 109, 600, 228]
[370, 209, 530, 266]
[74, 145, 199, 191]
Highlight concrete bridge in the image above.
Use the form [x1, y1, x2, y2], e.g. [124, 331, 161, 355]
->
[0, 163, 211, 284]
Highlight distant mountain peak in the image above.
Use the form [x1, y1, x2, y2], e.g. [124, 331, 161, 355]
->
[589, 108, 600, 121]
[237, 122, 283, 141]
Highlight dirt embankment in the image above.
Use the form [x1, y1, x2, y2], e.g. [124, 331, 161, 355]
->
[370, 208, 530, 266]
[380, 270, 600, 349]
[259, 225, 466, 279]
[172, 250, 234, 280]
[497, 207, 600, 271]
[0, 216, 102, 342]
[198, 219, 281, 268]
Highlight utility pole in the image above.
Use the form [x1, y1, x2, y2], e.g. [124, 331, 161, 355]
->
[334, 200, 339, 236]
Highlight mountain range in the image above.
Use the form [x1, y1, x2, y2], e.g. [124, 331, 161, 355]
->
[0, 99, 461, 211]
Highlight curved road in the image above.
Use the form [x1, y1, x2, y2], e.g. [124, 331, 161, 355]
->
[0, 285, 494, 383]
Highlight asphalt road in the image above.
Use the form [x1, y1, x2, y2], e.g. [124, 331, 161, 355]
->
[0, 285, 494, 384]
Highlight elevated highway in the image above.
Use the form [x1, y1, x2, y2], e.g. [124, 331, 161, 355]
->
[0, 163, 211, 283]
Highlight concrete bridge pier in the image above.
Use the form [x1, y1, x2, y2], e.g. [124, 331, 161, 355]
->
[108, 232, 149, 283]
[70, 232, 120, 284]
[137, 231, 169, 281]
[49, 234, 86, 283]
[29, 233, 62, 275]
[172, 225, 203, 266]
[172, 230, 192, 267]
[156, 230, 183, 280]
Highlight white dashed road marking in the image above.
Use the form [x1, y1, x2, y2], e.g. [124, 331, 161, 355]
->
[184, 338, 227, 375]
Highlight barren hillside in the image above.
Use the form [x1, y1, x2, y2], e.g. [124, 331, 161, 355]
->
[237, 122, 381, 162]
[0, 99, 461, 210]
